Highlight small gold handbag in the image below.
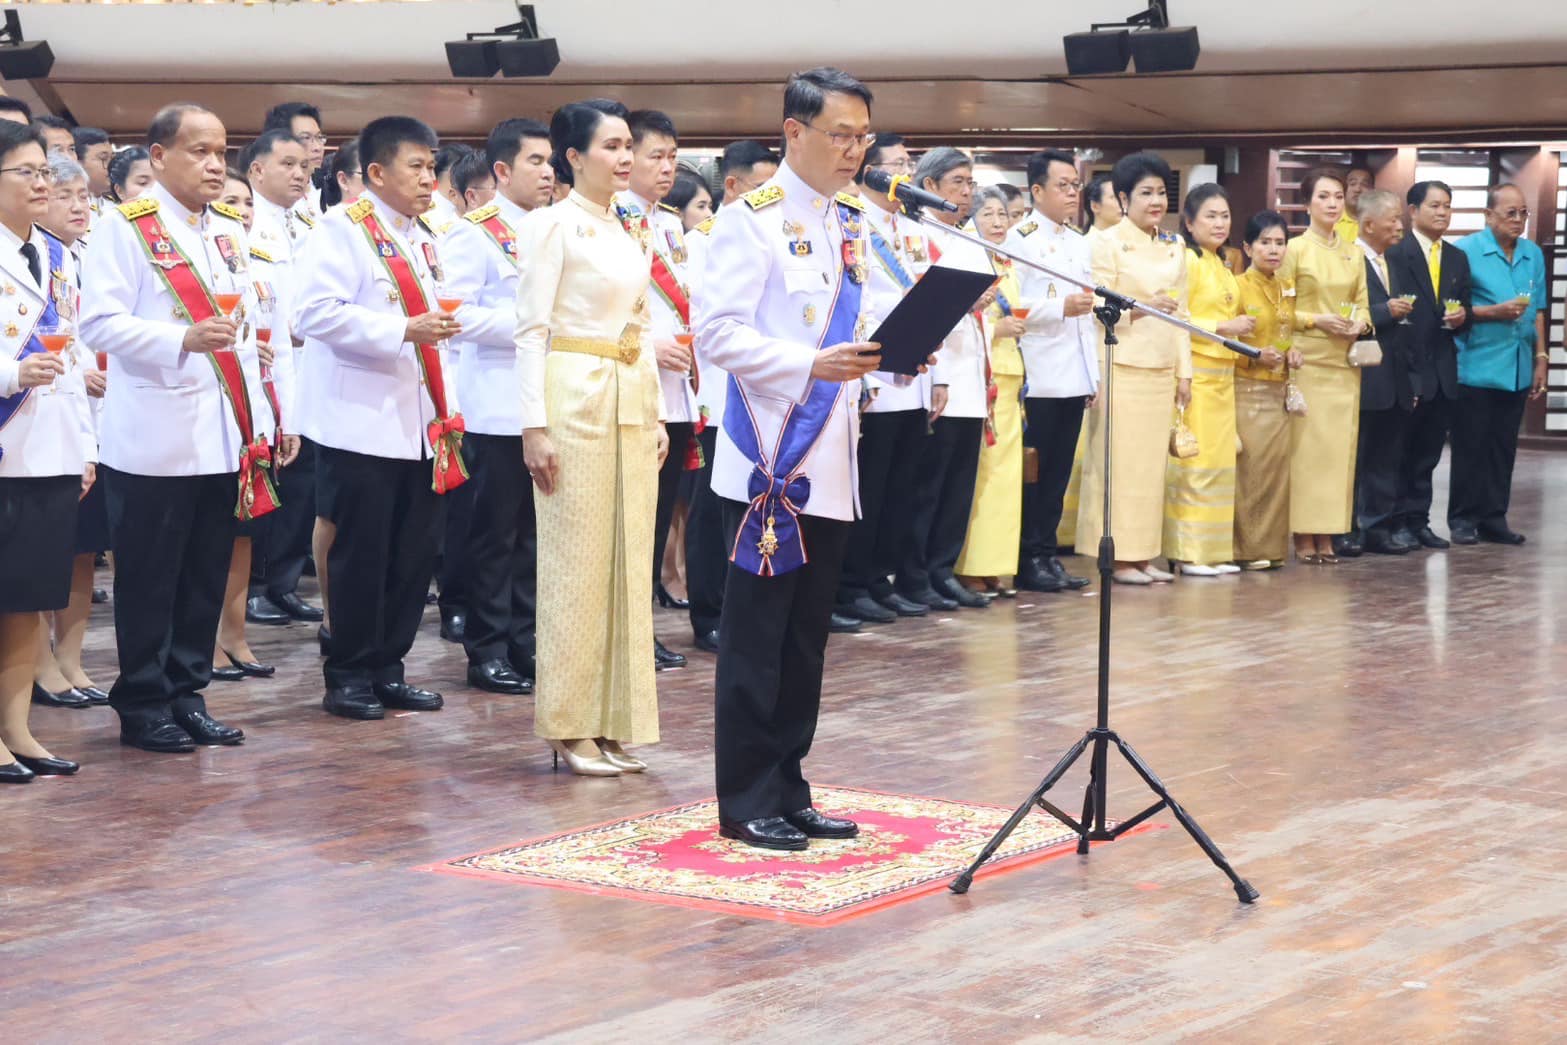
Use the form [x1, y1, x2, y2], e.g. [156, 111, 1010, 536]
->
[1169, 406, 1199, 459]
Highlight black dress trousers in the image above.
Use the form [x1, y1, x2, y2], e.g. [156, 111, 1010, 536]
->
[254, 435, 318, 600]
[1448, 384, 1529, 530]
[103, 468, 236, 726]
[1397, 391, 1451, 531]
[897, 414, 983, 594]
[459, 433, 537, 668]
[1356, 406, 1412, 534]
[684, 426, 726, 639]
[1019, 396, 1086, 561]
[652, 419, 695, 587]
[715, 497, 851, 823]
[317, 446, 441, 690]
[437, 463, 477, 616]
[838, 407, 925, 604]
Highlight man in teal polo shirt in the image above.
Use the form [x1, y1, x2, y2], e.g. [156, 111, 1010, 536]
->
[1449, 183, 1548, 545]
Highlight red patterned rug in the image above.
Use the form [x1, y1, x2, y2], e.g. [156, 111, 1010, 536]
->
[422, 785, 1148, 926]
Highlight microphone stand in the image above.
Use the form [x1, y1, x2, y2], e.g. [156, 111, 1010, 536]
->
[906, 207, 1259, 904]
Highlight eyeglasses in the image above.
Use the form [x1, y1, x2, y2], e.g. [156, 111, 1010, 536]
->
[0, 165, 56, 184]
[1493, 207, 1530, 220]
[1049, 179, 1084, 193]
[800, 122, 875, 152]
[871, 159, 915, 173]
[295, 133, 329, 146]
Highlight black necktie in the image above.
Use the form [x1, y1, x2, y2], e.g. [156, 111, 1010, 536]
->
[20, 241, 40, 289]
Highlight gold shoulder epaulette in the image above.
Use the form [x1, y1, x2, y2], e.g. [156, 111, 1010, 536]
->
[834, 191, 865, 211]
[465, 203, 500, 224]
[346, 198, 375, 224]
[296, 209, 316, 228]
[117, 197, 159, 220]
[209, 201, 244, 223]
[742, 184, 784, 210]
[249, 246, 275, 264]
[1017, 221, 1039, 237]
[419, 215, 451, 237]
[657, 201, 679, 215]
[694, 216, 716, 236]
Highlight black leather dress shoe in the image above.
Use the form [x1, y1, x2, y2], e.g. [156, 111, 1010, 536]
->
[1048, 557, 1091, 590]
[876, 592, 929, 618]
[76, 686, 110, 705]
[0, 761, 35, 783]
[1389, 529, 1420, 553]
[210, 663, 247, 682]
[439, 608, 466, 643]
[1016, 557, 1065, 592]
[694, 629, 720, 653]
[1332, 532, 1364, 558]
[91, 587, 109, 604]
[1364, 529, 1411, 555]
[32, 683, 91, 709]
[907, 587, 958, 612]
[373, 682, 444, 712]
[467, 659, 531, 694]
[245, 594, 291, 626]
[1448, 523, 1478, 545]
[936, 576, 990, 609]
[223, 652, 276, 679]
[1414, 525, 1451, 549]
[1477, 524, 1526, 546]
[719, 816, 809, 851]
[654, 639, 687, 671]
[323, 686, 384, 720]
[786, 807, 860, 839]
[273, 591, 324, 622]
[828, 612, 862, 634]
[119, 719, 196, 753]
[14, 752, 79, 776]
[843, 596, 896, 624]
[175, 709, 245, 746]
[317, 625, 332, 657]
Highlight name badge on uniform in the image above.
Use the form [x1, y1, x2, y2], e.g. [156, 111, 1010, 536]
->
[420, 241, 443, 284]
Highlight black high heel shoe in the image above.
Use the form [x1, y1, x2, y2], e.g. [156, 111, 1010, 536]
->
[32, 683, 91, 709]
[223, 650, 276, 678]
[14, 752, 78, 776]
[654, 584, 689, 610]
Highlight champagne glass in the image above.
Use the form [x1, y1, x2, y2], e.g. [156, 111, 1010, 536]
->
[213, 290, 244, 355]
[435, 294, 462, 352]
[1397, 293, 1416, 326]
[35, 317, 73, 396]
[674, 323, 696, 380]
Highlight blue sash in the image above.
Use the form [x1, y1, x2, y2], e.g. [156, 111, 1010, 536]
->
[867, 226, 914, 291]
[723, 197, 863, 577]
[0, 233, 63, 464]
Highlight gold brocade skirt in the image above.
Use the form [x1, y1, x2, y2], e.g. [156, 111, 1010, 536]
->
[1233, 375, 1291, 562]
[1076, 363, 1174, 563]
[1162, 358, 1236, 565]
[1056, 419, 1088, 549]
[956, 373, 1024, 577]
[533, 350, 661, 743]
[1288, 334, 1359, 535]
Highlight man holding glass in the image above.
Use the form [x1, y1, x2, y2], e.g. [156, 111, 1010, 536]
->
[1448, 183, 1547, 545]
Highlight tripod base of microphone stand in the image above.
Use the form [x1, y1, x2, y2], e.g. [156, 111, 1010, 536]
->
[948, 724, 1259, 903]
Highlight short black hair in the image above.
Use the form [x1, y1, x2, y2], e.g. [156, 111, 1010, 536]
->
[1026, 149, 1078, 190]
[321, 138, 361, 210]
[1408, 180, 1453, 208]
[72, 126, 109, 159]
[1243, 209, 1289, 247]
[783, 67, 873, 124]
[224, 165, 250, 187]
[241, 128, 303, 172]
[548, 98, 630, 187]
[1087, 173, 1114, 210]
[451, 149, 493, 198]
[485, 117, 550, 170]
[628, 109, 678, 147]
[147, 103, 213, 149]
[32, 114, 72, 132]
[994, 182, 1023, 203]
[0, 97, 32, 122]
[664, 169, 711, 212]
[1110, 151, 1171, 201]
[108, 145, 151, 201]
[0, 121, 46, 165]
[1180, 182, 1230, 256]
[720, 139, 778, 178]
[359, 116, 438, 172]
[434, 142, 474, 179]
[856, 133, 907, 183]
[262, 102, 323, 134]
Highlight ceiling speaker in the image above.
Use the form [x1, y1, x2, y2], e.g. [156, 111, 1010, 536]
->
[0, 39, 52, 81]
[1063, 30, 1130, 76]
[495, 37, 560, 78]
[1129, 26, 1200, 73]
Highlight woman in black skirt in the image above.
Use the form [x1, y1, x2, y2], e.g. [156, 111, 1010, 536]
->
[0, 121, 89, 780]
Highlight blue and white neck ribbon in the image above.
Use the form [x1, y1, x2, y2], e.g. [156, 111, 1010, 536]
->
[723, 197, 863, 576]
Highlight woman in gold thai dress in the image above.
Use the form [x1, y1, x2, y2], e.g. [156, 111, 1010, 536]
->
[955, 186, 1026, 595]
[1163, 184, 1253, 576]
[518, 100, 669, 775]
[1078, 152, 1191, 585]
[1280, 168, 1368, 565]
[1232, 210, 1303, 569]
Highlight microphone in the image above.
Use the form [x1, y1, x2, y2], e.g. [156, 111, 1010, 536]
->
[862, 168, 959, 214]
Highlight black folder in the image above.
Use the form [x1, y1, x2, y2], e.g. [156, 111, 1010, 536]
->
[867, 265, 998, 376]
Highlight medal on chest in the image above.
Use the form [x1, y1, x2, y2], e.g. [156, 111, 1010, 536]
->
[842, 237, 867, 284]
[214, 234, 244, 274]
[420, 241, 443, 285]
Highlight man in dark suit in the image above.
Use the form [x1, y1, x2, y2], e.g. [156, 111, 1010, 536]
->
[1384, 180, 1472, 549]
[1353, 190, 1421, 554]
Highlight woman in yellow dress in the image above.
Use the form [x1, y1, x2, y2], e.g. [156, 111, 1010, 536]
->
[518, 100, 669, 775]
[1164, 184, 1254, 576]
[1280, 168, 1368, 564]
[955, 186, 1026, 595]
[1079, 152, 1191, 585]
[1232, 210, 1304, 568]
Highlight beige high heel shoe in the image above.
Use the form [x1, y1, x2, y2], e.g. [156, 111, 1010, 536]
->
[596, 738, 647, 773]
[548, 739, 621, 777]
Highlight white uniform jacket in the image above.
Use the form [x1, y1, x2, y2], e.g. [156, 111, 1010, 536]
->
[1004, 209, 1099, 398]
